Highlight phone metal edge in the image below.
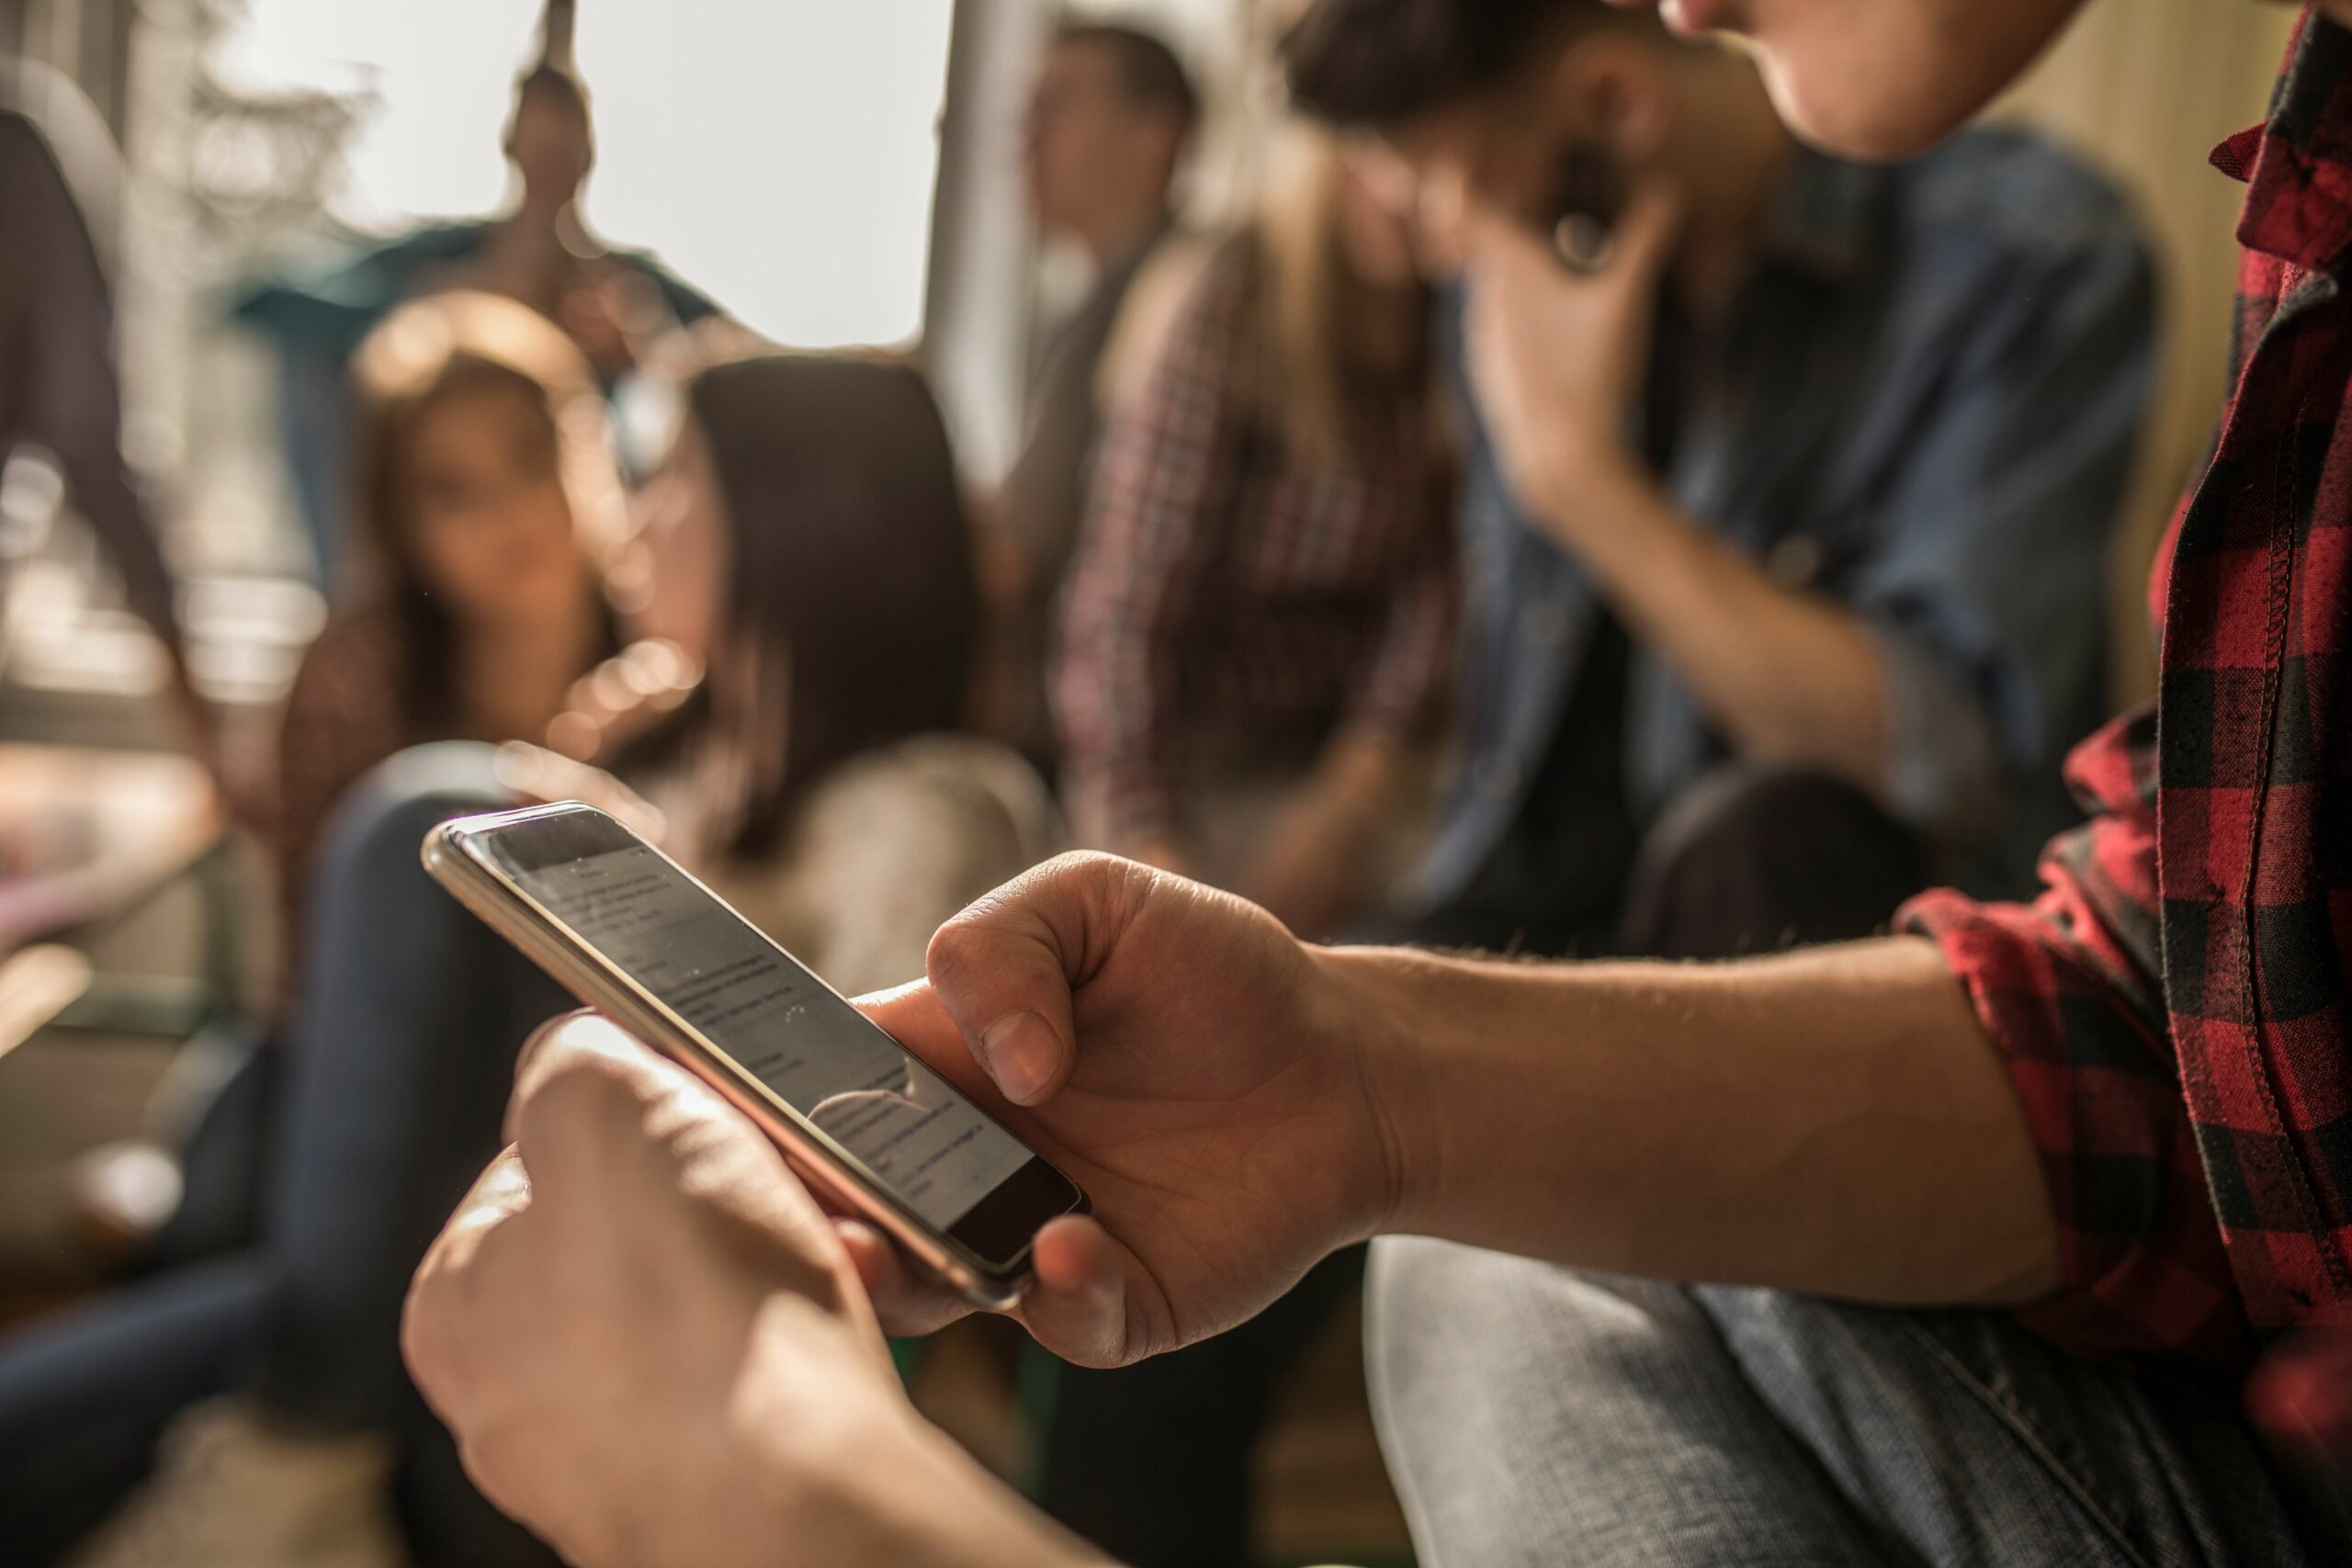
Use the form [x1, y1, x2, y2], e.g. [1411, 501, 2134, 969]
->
[420, 811, 1030, 1312]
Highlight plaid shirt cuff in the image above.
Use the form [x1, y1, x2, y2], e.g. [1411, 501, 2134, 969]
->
[1901, 887, 2253, 1370]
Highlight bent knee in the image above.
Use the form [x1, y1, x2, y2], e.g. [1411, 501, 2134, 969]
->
[317, 742, 513, 889]
[1367, 1241, 1703, 1418]
[1642, 764, 1896, 876]
[1620, 763, 1926, 957]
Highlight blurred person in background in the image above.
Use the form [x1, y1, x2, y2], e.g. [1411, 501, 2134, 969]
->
[1056, 122, 1454, 945]
[233, 53, 721, 589]
[0, 107, 212, 771]
[0, 353, 1054, 1568]
[1284, 0, 2154, 963]
[1036, 129, 1451, 1560]
[368, 0, 2352, 1563]
[981, 17, 1197, 773]
[572, 355, 1058, 974]
[271, 290, 624, 1005]
[1049, 5, 2150, 1553]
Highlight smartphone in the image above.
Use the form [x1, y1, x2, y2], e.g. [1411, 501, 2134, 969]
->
[422, 800, 1087, 1309]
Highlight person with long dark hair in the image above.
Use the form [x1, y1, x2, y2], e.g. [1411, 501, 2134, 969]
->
[6, 355, 1051, 1568]
[388, 4, 2352, 1566]
[539, 353, 1050, 992]
[270, 289, 624, 1007]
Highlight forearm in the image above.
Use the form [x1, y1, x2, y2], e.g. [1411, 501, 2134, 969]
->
[1329, 935, 2060, 1307]
[727, 1353, 1109, 1568]
[1240, 726, 1412, 936]
[1549, 464, 1890, 796]
[1286, 724, 1412, 831]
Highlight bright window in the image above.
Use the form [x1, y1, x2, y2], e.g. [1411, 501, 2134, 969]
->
[211, 0, 956, 347]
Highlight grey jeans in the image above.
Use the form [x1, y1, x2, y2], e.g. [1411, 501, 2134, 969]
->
[1367, 1238, 2352, 1567]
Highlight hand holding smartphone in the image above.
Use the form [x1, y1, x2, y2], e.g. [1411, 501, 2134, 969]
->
[423, 801, 1087, 1308]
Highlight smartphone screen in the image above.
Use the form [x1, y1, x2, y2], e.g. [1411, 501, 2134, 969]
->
[442, 806, 1083, 1277]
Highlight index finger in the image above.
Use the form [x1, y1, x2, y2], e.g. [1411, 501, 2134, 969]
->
[833, 1217, 980, 1337]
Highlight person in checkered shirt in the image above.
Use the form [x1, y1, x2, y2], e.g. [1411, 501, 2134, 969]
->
[393, 2, 2352, 1566]
[1055, 124, 1457, 941]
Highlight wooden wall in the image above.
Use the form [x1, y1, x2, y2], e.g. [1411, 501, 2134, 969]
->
[1993, 1, 2296, 699]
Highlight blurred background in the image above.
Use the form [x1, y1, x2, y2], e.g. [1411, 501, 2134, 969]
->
[0, 0, 2293, 747]
[0, 1, 2309, 1565]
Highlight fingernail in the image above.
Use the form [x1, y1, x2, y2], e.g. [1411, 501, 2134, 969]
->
[978, 1012, 1058, 1104]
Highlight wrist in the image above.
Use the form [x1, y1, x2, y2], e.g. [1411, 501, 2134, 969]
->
[1304, 944, 1451, 1246]
[1521, 436, 1651, 545]
[728, 1339, 1102, 1568]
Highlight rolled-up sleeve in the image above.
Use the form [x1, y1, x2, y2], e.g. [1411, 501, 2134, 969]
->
[1854, 220, 2155, 851]
[1902, 705, 2250, 1369]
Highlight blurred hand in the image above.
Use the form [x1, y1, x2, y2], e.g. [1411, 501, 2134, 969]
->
[543, 638, 703, 763]
[1239, 816, 1365, 942]
[851, 852, 1402, 1366]
[1460, 180, 1683, 537]
[1239, 728, 1412, 941]
[404, 1015, 1093, 1568]
[2247, 1330, 2352, 1475]
[493, 742, 666, 841]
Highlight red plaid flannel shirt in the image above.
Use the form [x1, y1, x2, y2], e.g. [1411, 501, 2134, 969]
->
[1903, 17, 2352, 1371]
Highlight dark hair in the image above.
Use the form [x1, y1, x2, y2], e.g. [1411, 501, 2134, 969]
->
[350, 291, 607, 729]
[657, 355, 981, 860]
[1283, 0, 1634, 127]
[1057, 18, 1200, 139]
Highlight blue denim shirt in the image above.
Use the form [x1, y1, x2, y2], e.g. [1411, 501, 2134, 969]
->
[1412, 127, 2157, 912]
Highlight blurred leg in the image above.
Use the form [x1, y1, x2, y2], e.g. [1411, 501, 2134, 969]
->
[1038, 1248, 1364, 1567]
[1368, 1240, 1891, 1568]
[254, 743, 566, 1431]
[0, 1256, 269, 1567]
[1615, 762, 1928, 960]
[1693, 1283, 2346, 1565]
[1368, 1237, 2342, 1566]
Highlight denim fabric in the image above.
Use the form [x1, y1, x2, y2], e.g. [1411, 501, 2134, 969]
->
[0, 1258, 268, 1566]
[259, 742, 569, 1426]
[1043, 767, 1925, 1555]
[1414, 128, 2155, 914]
[1368, 1240, 2350, 1567]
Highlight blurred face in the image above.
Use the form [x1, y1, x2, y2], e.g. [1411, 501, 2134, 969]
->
[620, 414, 730, 662]
[1628, 0, 2082, 158]
[1023, 39, 1174, 241]
[507, 89, 593, 210]
[401, 380, 587, 626]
